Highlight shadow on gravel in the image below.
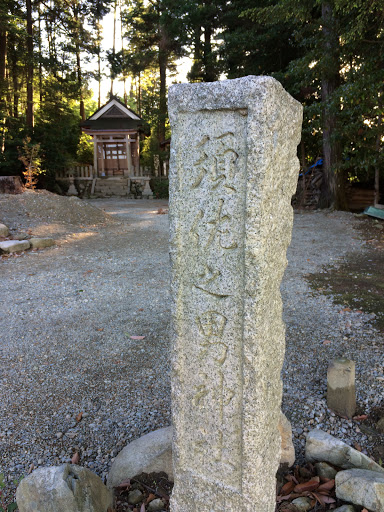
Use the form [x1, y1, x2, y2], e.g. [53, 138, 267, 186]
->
[307, 216, 384, 332]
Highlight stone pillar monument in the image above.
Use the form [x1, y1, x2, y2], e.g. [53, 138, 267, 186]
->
[168, 76, 302, 511]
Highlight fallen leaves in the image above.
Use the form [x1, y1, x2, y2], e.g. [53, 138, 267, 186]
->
[354, 442, 362, 451]
[145, 493, 156, 505]
[353, 414, 368, 421]
[75, 412, 83, 423]
[114, 472, 172, 512]
[293, 477, 320, 493]
[116, 479, 131, 490]
[277, 465, 337, 511]
[71, 452, 80, 464]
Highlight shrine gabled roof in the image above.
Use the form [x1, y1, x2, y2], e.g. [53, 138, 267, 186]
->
[81, 98, 143, 131]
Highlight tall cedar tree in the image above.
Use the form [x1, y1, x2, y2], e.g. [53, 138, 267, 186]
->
[119, 0, 184, 144]
[239, 0, 384, 207]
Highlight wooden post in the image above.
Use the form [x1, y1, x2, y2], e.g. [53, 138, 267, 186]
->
[101, 142, 105, 177]
[93, 136, 98, 177]
[126, 135, 133, 175]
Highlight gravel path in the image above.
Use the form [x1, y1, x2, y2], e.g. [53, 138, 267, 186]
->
[0, 197, 383, 501]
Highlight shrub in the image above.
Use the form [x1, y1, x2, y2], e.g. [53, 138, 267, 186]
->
[150, 177, 169, 199]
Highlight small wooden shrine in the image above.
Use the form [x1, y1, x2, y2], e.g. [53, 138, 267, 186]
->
[81, 98, 144, 177]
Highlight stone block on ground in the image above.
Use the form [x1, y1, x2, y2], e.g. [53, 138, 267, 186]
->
[335, 468, 384, 512]
[128, 489, 143, 505]
[147, 498, 165, 511]
[279, 412, 295, 467]
[0, 240, 30, 253]
[16, 463, 113, 512]
[29, 238, 55, 249]
[107, 427, 173, 489]
[333, 506, 356, 512]
[315, 461, 338, 480]
[168, 76, 302, 511]
[305, 429, 384, 473]
[327, 358, 356, 418]
[291, 497, 312, 512]
[0, 223, 9, 237]
[13, 233, 30, 240]
[376, 417, 384, 433]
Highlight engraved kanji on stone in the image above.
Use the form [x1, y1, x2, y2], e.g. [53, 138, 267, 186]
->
[197, 311, 227, 337]
[191, 200, 238, 253]
[192, 132, 239, 191]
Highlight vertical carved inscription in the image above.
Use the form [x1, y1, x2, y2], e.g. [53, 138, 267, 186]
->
[177, 110, 247, 489]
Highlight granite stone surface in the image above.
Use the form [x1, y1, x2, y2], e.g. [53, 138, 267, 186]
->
[168, 76, 302, 511]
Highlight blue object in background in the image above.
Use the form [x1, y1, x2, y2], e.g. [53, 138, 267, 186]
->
[299, 158, 323, 177]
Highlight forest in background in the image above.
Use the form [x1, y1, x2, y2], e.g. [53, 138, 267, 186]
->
[1, 0, 383, 207]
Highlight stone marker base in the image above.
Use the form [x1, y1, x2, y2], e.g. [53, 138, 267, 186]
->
[327, 358, 356, 418]
[108, 415, 295, 489]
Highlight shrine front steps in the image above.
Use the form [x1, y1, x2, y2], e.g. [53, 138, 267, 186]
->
[92, 178, 131, 197]
[90, 178, 152, 198]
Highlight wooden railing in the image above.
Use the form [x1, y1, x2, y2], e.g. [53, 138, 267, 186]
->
[56, 165, 94, 179]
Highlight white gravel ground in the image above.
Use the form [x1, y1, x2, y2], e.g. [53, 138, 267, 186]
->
[0, 197, 383, 502]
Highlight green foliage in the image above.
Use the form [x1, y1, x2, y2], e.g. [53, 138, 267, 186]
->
[18, 136, 45, 189]
[76, 133, 94, 164]
[0, 473, 18, 512]
[150, 177, 169, 198]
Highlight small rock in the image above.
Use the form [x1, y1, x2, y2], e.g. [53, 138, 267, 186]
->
[315, 461, 338, 479]
[12, 233, 29, 240]
[279, 412, 295, 467]
[107, 427, 173, 489]
[0, 223, 9, 237]
[127, 489, 143, 505]
[147, 498, 165, 511]
[291, 497, 312, 512]
[333, 505, 356, 512]
[29, 238, 55, 249]
[0, 240, 30, 253]
[376, 417, 384, 433]
[305, 429, 384, 473]
[16, 463, 113, 512]
[336, 468, 384, 512]
[55, 432, 63, 439]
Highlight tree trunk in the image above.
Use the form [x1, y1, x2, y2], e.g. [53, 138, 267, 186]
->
[0, 29, 6, 95]
[76, 46, 85, 120]
[38, 2, 43, 103]
[138, 73, 141, 116]
[110, 0, 117, 96]
[11, 53, 19, 118]
[121, 1, 127, 104]
[0, 27, 7, 153]
[97, 20, 101, 108]
[26, 0, 34, 128]
[158, 28, 167, 144]
[375, 95, 382, 205]
[320, 1, 347, 209]
[203, 22, 215, 82]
